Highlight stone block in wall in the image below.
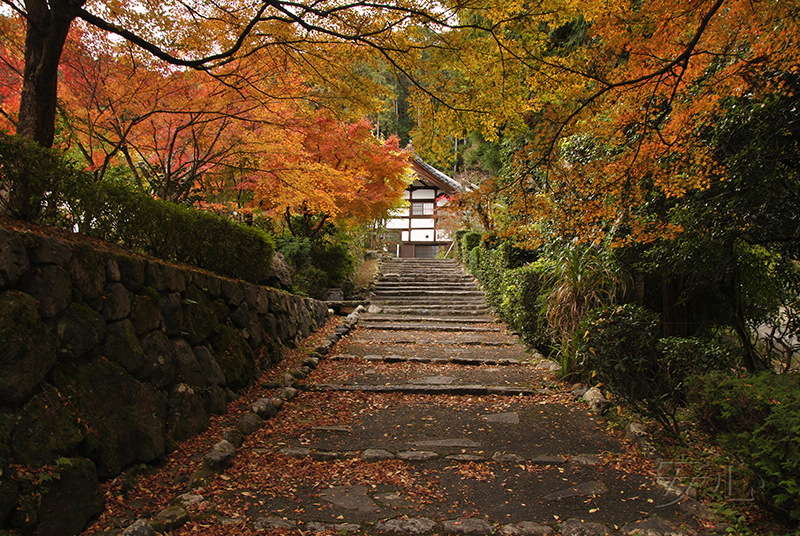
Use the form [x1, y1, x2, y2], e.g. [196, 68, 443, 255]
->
[221, 279, 244, 305]
[162, 264, 188, 292]
[268, 289, 286, 314]
[67, 243, 105, 301]
[166, 383, 210, 442]
[263, 313, 278, 342]
[11, 384, 84, 466]
[182, 284, 219, 345]
[130, 287, 162, 335]
[137, 331, 178, 390]
[55, 302, 106, 361]
[51, 358, 167, 479]
[298, 299, 312, 339]
[230, 302, 250, 329]
[192, 271, 222, 298]
[192, 345, 227, 415]
[146, 262, 187, 293]
[105, 257, 121, 282]
[160, 292, 183, 337]
[210, 325, 256, 391]
[17, 265, 72, 318]
[117, 255, 146, 292]
[0, 413, 15, 526]
[245, 311, 264, 349]
[99, 282, 132, 322]
[0, 227, 29, 289]
[0, 291, 58, 405]
[194, 345, 226, 387]
[0, 469, 16, 529]
[245, 285, 270, 315]
[12, 457, 103, 536]
[208, 386, 228, 415]
[27, 235, 72, 266]
[174, 339, 207, 389]
[104, 320, 146, 375]
[275, 315, 290, 345]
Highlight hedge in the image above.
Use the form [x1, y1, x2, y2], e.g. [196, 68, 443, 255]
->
[67, 182, 274, 285]
[1, 133, 274, 285]
[461, 235, 550, 348]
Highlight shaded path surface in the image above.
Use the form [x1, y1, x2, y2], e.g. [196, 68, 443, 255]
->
[88, 259, 722, 536]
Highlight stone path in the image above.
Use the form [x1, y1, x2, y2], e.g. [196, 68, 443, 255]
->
[103, 258, 726, 536]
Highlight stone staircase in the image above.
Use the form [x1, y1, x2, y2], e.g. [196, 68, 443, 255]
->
[321, 257, 547, 391]
[362, 258, 499, 332]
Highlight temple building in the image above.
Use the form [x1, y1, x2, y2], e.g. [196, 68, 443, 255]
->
[385, 156, 462, 258]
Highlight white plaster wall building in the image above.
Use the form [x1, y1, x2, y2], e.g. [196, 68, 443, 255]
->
[385, 156, 462, 258]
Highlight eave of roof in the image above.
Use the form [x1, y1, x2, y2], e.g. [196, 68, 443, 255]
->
[410, 156, 462, 195]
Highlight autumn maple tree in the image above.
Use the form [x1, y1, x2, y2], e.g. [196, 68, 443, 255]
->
[411, 0, 800, 246]
[2, 0, 468, 149]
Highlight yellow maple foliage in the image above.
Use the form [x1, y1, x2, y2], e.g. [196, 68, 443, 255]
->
[414, 0, 800, 245]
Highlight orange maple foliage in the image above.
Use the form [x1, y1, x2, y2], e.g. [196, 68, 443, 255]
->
[0, 17, 411, 225]
[242, 114, 411, 224]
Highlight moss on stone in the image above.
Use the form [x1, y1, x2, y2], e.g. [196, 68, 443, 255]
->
[0, 291, 58, 405]
[182, 284, 219, 345]
[115, 254, 145, 292]
[104, 319, 146, 374]
[51, 359, 167, 479]
[55, 302, 106, 361]
[11, 384, 84, 466]
[67, 242, 105, 302]
[130, 286, 162, 335]
[0, 413, 16, 527]
[12, 457, 103, 536]
[210, 325, 256, 391]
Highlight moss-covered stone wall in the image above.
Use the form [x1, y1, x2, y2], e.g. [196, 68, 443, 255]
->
[0, 225, 329, 535]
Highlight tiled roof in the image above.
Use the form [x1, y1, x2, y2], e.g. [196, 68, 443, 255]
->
[412, 155, 462, 194]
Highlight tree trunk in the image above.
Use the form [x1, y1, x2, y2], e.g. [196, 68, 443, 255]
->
[16, 0, 81, 147]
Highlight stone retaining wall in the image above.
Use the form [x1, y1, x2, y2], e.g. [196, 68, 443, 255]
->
[0, 225, 329, 535]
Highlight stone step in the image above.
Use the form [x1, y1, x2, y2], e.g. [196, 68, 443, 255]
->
[371, 302, 489, 311]
[371, 296, 487, 304]
[373, 281, 477, 289]
[378, 274, 477, 286]
[377, 307, 492, 316]
[330, 354, 526, 366]
[359, 321, 503, 332]
[350, 330, 520, 346]
[359, 314, 497, 323]
[311, 383, 541, 396]
[371, 289, 485, 297]
[381, 259, 461, 266]
[371, 287, 482, 296]
[379, 266, 466, 275]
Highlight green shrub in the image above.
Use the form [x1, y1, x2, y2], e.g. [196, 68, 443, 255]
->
[0, 133, 83, 221]
[454, 230, 469, 260]
[461, 231, 482, 259]
[502, 241, 539, 269]
[580, 304, 732, 435]
[496, 263, 549, 348]
[461, 237, 553, 350]
[0, 134, 275, 284]
[688, 371, 800, 522]
[278, 234, 354, 299]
